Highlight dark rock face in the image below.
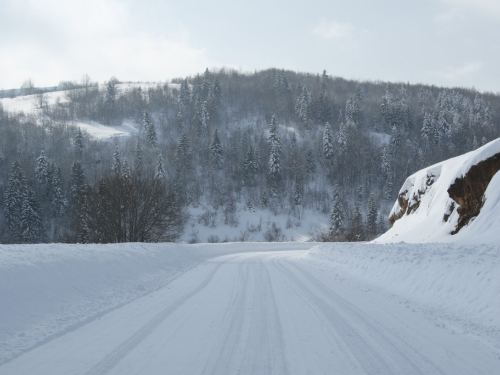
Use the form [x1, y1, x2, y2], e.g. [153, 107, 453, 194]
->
[447, 152, 500, 235]
[389, 191, 408, 227]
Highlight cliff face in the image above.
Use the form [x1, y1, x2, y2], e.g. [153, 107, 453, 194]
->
[447, 153, 500, 234]
[376, 138, 500, 244]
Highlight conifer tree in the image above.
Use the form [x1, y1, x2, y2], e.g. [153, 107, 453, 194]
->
[74, 128, 84, 158]
[329, 189, 344, 237]
[242, 145, 257, 186]
[134, 141, 144, 174]
[20, 189, 44, 243]
[147, 120, 158, 148]
[68, 161, 86, 207]
[122, 158, 131, 182]
[268, 115, 282, 151]
[268, 143, 282, 197]
[155, 153, 165, 180]
[348, 202, 364, 241]
[201, 101, 210, 135]
[112, 146, 121, 175]
[4, 161, 27, 241]
[176, 132, 192, 170]
[321, 69, 328, 92]
[323, 122, 334, 161]
[35, 150, 49, 185]
[367, 194, 379, 238]
[209, 129, 223, 170]
[51, 166, 67, 217]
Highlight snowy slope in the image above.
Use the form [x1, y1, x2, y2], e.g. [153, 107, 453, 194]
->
[0, 83, 158, 140]
[376, 138, 500, 244]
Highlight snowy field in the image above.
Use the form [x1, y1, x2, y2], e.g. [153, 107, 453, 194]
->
[1, 241, 499, 374]
[0, 83, 160, 140]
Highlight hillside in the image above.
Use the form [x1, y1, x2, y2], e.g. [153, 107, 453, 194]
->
[1, 68, 500, 244]
[376, 138, 500, 244]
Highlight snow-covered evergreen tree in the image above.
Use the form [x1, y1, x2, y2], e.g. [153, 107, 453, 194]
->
[323, 122, 334, 161]
[146, 120, 158, 148]
[4, 161, 27, 241]
[154, 153, 165, 180]
[367, 194, 379, 237]
[74, 128, 84, 158]
[134, 141, 144, 174]
[329, 190, 344, 237]
[268, 143, 282, 197]
[210, 129, 224, 170]
[35, 150, 49, 185]
[20, 189, 44, 243]
[112, 146, 121, 175]
[268, 115, 282, 152]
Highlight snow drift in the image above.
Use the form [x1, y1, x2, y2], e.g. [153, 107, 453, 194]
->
[376, 138, 500, 244]
[307, 242, 500, 349]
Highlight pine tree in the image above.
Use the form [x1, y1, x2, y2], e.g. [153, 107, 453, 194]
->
[176, 132, 192, 169]
[35, 150, 49, 185]
[68, 161, 86, 206]
[268, 115, 282, 151]
[142, 110, 153, 132]
[242, 145, 257, 186]
[51, 166, 67, 216]
[20, 189, 44, 243]
[134, 141, 144, 174]
[381, 146, 390, 178]
[209, 129, 224, 170]
[294, 182, 302, 205]
[338, 122, 348, 154]
[201, 100, 210, 135]
[421, 112, 433, 141]
[146, 120, 158, 148]
[268, 143, 282, 197]
[74, 128, 84, 158]
[112, 146, 121, 175]
[329, 190, 344, 237]
[122, 158, 131, 182]
[105, 80, 116, 108]
[367, 194, 378, 238]
[321, 69, 328, 91]
[154, 153, 165, 180]
[4, 161, 27, 241]
[179, 78, 191, 106]
[323, 122, 334, 161]
[202, 68, 210, 98]
[349, 202, 364, 241]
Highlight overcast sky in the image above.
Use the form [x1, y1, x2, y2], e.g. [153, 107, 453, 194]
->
[1, 0, 499, 92]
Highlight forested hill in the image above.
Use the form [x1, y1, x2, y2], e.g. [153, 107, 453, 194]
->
[0, 68, 499, 244]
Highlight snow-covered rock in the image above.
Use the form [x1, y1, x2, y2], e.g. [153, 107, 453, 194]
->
[376, 138, 500, 244]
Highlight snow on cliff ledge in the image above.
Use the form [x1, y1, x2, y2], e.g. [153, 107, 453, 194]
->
[375, 138, 500, 245]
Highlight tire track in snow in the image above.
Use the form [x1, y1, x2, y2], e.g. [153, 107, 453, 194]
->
[272, 256, 445, 375]
[84, 255, 241, 375]
[238, 255, 289, 375]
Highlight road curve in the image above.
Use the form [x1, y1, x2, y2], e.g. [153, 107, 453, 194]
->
[1, 250, 497, 374]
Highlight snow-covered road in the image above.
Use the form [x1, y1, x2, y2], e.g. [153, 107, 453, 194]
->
[1, 250, 498, 375]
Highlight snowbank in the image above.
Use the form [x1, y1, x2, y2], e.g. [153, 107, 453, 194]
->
[376, 138, 500, 244]
[0, 242, 313, 364]
[307, 242, 500, 344]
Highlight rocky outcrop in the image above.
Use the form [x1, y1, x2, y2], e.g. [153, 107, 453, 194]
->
[389, 191, 408, 226]
[447, 152, 500, 234]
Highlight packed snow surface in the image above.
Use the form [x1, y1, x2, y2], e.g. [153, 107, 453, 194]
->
[376, 138, 500, 244]
[1, 241, 499, 374]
